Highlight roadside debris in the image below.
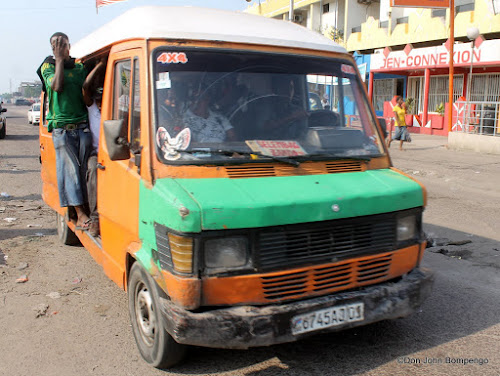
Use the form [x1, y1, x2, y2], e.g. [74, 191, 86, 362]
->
[3, 217, 17, 223]
[33, 303, 50, 318]
[46, 292, 62, 299]
[72, 277, 82, 284]
[16, 275, 29, 283]
[17, 262, 28, 270]
[0, 249, 7, 266]
[0, 206, 5, 213]
[425, 233, 472, 248]
[0, 192, 10, 198]
[27, 224, 42, 228]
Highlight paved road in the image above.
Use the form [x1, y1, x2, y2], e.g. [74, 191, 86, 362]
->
[0, 105, 499, 376]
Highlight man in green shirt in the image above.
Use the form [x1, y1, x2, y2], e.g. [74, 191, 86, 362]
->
[38, 32, 92, 230]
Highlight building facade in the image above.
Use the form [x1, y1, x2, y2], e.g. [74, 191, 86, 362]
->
[246, 0, 500, 137]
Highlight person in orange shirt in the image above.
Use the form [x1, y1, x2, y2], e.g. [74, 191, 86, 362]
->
[388, 96, 410, 150]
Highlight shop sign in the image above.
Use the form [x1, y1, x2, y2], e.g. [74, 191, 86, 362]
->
[371, 40, 500, 71]
[381, 50, 481, 69]
[391, 0, 449, 8]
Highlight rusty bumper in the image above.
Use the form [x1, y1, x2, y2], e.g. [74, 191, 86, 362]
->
[160, 268, 433, 349]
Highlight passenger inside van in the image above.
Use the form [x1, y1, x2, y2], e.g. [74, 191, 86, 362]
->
[182, 80, 236, 143]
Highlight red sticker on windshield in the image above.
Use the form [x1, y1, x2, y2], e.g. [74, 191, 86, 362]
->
[341, 64, 356, 75]
[157, 52, 188, 64]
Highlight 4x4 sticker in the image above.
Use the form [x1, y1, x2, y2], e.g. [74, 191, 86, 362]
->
[157, 52, 188, 64]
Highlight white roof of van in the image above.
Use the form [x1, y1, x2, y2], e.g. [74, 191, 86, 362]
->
[71, 6, 345, 58]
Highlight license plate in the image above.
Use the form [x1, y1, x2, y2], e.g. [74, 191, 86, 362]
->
[291, 302, 364, 335]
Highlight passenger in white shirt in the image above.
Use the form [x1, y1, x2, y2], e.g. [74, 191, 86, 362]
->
[182, 84, 236, 143]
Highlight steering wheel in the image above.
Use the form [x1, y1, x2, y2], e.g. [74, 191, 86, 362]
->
[229, 94, 308, 140]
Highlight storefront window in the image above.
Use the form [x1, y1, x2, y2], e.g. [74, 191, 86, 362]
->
[428, 75, 463, 112]
[408, 75, 463, 113]
[469, 74, 500, 102]
[373, 79, 394, 112]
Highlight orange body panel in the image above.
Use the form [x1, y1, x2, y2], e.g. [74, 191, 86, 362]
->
[39, 117, 63, 215]
[201, 245, 420, 306]
[96, 45, 149, 288]
[160, 270, 201, 310]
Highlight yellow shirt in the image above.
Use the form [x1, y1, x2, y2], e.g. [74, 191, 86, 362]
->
[393, 104, 406, 127]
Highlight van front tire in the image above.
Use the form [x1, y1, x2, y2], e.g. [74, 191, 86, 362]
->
[128, 262, 187, 369]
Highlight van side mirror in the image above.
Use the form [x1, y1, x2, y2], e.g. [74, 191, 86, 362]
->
[378, 117, 387, 139]
[103, 119, 130, 160]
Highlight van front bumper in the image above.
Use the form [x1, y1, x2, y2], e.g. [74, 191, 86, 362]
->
[159, 268, 433, 349]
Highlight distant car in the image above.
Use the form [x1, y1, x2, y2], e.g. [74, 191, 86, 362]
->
[15, 99, 32, 106]
[0, 106, 7, 139]
[28, 103, 41, 125]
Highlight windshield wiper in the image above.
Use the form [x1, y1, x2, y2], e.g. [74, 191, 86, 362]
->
[180, 148, 301, 166]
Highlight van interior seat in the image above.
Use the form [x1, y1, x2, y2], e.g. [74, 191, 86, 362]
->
[308, 110, 341, 128]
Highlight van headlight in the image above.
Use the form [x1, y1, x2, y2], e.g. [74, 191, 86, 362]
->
[397, 214, 417, 241]
[204, 237, 249, 270]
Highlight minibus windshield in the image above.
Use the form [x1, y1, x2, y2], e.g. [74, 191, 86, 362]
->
[153, 48, 385, 164]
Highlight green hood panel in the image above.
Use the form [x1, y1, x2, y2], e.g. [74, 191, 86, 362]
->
[140, 169, 423, 232]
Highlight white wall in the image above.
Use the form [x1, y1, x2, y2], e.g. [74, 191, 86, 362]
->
[307, 2, 322, 32]
[344, 0, 380, 41]
[322, 1, 342, 31]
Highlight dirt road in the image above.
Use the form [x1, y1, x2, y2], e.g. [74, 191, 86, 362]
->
[1, 104, 499, 376]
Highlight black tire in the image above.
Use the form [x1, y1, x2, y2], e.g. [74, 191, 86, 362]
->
[56, 212, 80, 246]
[0, 122, 5, 139]
[128, 262, 187, 369]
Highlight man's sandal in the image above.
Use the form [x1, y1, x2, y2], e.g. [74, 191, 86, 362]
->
[75, 219, 91, 231]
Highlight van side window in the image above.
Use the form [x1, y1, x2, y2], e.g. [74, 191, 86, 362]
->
[129, 58, 141, 152]
[113, 59, 132, 137]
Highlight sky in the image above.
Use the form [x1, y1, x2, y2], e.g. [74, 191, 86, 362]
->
[1, 0, 251, 95]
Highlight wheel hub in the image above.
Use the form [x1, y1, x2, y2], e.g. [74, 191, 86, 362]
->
[135, 283, 157, 347]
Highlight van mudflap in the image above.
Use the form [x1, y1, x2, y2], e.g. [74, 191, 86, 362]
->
[159, 268, 433, 349]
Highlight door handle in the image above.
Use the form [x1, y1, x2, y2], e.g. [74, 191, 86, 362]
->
[97, 162, 106, 171]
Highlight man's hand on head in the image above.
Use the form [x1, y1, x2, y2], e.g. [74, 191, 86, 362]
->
[52, 36, 70, 61]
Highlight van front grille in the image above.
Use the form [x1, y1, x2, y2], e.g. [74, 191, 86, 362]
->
[257, 213, 396, 271]
[261, 253, 392, 301]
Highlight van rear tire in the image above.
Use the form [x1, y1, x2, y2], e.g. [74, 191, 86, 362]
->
[56, 212, 80, 245]
[128, 262, 187, 369]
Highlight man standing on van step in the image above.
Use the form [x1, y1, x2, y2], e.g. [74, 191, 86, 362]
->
[83, 59, 106, 237]
[37, 32, 92, 230]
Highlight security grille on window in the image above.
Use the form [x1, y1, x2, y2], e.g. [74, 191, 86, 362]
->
[428, 75, 463, 112]
[407, 77, 421, 114]
[469, 74, 500, 102]
[373, 79, 395, 112]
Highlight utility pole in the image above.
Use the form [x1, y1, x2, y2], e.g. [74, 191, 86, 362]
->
[289, 0, 294, 21]
[448, 0, 455, 133]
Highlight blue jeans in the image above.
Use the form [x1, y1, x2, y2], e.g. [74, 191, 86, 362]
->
[52, 127, 92, 207]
